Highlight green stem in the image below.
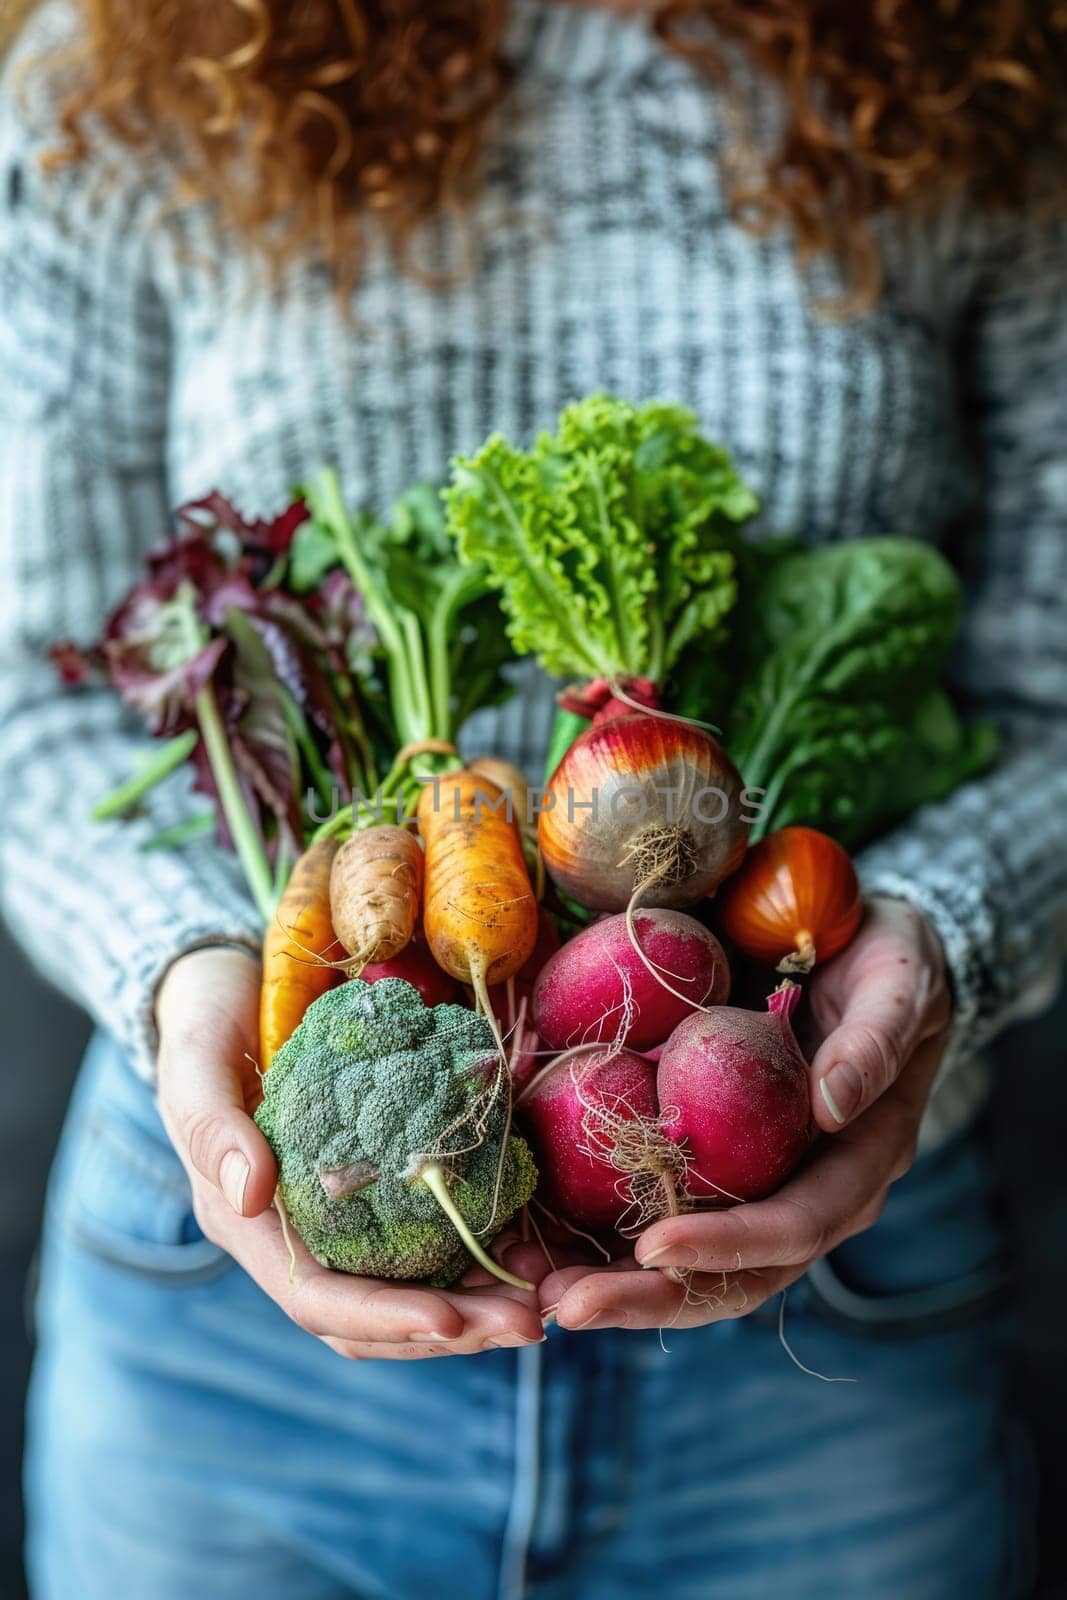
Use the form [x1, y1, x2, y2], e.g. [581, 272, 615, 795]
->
[195, 687, 276, 925]
[400, 608, 434, 742]
[92, 729, 199, 820]
[417, 1162, 534, 1292]
[544, 708, 588, 784]
[316, 470, 423, 748]
[281, 697, 334, 813]
[428, 570, 466, 741]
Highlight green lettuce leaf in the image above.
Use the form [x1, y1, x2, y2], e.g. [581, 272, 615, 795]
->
[445, 395, 756, 684]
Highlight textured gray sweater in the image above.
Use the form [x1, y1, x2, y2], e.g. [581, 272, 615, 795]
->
[2, 2, 1065, 1146]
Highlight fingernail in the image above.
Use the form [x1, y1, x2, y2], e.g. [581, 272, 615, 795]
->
[219, 1150, 249, 1215]
[821, 1064, 862, 1125]
[416, 1330, 457, 1343]
[639, 1244, 699, 1270]
[484, 1333, 545, 1350]
[571, 1309, 629, 1331]
[541, 1310, 557, 1329]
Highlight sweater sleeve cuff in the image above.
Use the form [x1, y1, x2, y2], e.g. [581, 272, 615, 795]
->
[117, 916, 262, 1085]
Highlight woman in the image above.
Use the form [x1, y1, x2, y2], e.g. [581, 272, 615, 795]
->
[1, 1, 1064, 1595]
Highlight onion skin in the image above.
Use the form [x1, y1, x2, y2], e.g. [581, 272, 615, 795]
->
[716, 826, 863, 973]
[539, 713, 748, 911]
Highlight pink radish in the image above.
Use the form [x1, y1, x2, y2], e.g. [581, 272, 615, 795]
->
[657, 982, 812, 1203]
[519, 1048, 685, 1231]
[362, 940, 460, 1008]
[532, 909, 729, 1053]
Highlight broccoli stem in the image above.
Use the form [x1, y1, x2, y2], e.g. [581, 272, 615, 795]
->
[417, 1162, 534, 1292]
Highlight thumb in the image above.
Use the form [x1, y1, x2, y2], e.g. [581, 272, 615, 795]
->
[175, 1082, 278, 1219]
[157, 949, 277, 1218]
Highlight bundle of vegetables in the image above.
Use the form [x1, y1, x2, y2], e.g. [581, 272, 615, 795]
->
[55, 478, 540, 1291]
[56, 391, 999, 1292]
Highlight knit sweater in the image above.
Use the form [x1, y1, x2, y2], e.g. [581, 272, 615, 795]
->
[2, 2, 1065, 1146]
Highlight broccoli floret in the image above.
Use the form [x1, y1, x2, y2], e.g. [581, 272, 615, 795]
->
[254, 978, 537, 1287]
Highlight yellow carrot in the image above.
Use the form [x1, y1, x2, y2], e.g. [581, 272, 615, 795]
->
[259, 838, 340, 1070]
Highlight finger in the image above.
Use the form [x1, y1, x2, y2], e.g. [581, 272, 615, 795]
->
[810, 977, 923, 1133]
[321, 1327, 544, 1361]
[159, 1043, 278, 1220]
[553, 1261, 804, 1331]
[198, 1188, 545, 1347]
[633, 1094, 910, 1275]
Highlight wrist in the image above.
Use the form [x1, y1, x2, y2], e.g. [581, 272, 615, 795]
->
[156, 940, 260, 1031]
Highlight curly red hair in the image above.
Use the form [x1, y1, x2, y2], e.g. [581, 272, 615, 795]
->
[30, 0, 1067, 301]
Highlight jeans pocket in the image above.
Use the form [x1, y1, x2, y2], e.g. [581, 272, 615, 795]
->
[53, 1103, 230, 1283]
[799, 1127, 1013, 1339]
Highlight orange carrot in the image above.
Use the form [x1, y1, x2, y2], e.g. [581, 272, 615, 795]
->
[329, 824, 423, 970]
[417, 770, 538, 1018]
[468, 753, 543, 898]
[259, 838, 341, 1070]
[467, 756, 530, 829]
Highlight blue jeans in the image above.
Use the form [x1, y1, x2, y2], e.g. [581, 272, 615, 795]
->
[25, 1035, 1035, 1599]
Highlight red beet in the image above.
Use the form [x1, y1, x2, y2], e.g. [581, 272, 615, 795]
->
[657, 983, 812, 1203]
[532, 909, 729, 1053]
[519, 1048, 675, 1230]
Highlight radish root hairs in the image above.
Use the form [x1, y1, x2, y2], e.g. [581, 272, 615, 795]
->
[274, 1189, 298, 1285]
[607, 678, 721, 737]
[569, 1058, 692, 1233]
[619, 901, 722, 1022]
[413, 1049, 514, 1236]
[530, 1196, 613, 1264]
[777, 1291, 857, 1384]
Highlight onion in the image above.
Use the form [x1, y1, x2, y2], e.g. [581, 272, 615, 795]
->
[716, 826, 862, 973]
[538, 713, 748, 912]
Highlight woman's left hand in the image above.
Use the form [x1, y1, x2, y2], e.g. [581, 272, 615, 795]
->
[537, 896, 953, 1332]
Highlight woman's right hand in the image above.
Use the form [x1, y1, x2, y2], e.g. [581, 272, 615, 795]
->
[155, 946, 546, 1359]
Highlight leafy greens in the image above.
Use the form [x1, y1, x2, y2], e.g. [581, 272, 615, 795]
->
[444, 394, 757, 685]
[697, 538, 998, 848]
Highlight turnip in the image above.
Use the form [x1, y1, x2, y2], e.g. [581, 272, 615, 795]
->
[519, 1048, 686, 1232]
[658, 982, 812, 1203]
[538, 714, 749, 912]
[532, 909, 729, 1053]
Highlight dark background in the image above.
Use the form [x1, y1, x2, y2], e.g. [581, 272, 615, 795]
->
[2, 923, 1065, 1598]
